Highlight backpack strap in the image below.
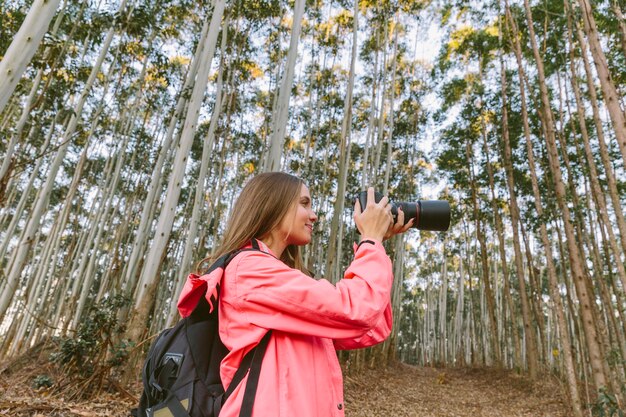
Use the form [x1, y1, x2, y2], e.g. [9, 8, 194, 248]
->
[161, 392, 192, 417]
[222, 330, 271, 400]
[236, 331, 272, 417]
[220, 238, 270, 417]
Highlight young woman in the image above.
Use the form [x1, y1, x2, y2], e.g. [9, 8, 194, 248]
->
[198, 172, 412, 417]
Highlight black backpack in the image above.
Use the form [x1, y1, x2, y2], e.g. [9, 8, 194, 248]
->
[133, 242, 270, 417]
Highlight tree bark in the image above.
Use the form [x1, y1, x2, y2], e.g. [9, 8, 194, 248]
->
[571, 13, 626, 259]
[120, 17, 208, 294]
[167, 22, 229, 325]
[575, 0, 626, 170]
[466, 137, 501, 367]
[264, 0, 305, 172]
[325, 0, 358, 283]
[127, 1, 226, 343]
[0, 0, 63, 112]
[565, 10, 626, 295]
[512, 0, 609, 392]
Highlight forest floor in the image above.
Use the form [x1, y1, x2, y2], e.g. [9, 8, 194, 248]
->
[343, 363, 570, 417]
[0, 359, 571, 417]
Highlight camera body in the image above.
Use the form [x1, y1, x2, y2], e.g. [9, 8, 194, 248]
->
[357, 191, 450, 232]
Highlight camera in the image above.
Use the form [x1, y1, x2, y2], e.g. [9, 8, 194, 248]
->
[357, 191, 451, 232]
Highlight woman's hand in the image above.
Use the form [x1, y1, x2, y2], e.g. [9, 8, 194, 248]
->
[354, 188, 415, 242]
[353, 188, 394, 242]
[382, 206, 414, 241]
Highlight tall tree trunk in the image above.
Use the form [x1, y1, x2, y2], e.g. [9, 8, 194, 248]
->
[325, 0, 358, 283]
[512, 0, 610, 393]
[0, 0, 86, 202]
[574, 0, 626, 169]
[565, 8, 626, 296]
[126, 1, 226, 343]
[166, 22, 229, 325]
[0, 0, 63, 112]
[371, 22, 389, 187]
[120, 14, 210, 296]
[0, 114, 56, 263]
[454, 258, 466, 366]
[439, 246, 448, 364]
[0, 0, 129, 323]
[466, 138, 500, 367]
[383, 20, 399, 194]
[264, 0, 305, 172]
[571, 12, 626, 259]
[361, 28, 381, 189]
[480, 109, 506, 367]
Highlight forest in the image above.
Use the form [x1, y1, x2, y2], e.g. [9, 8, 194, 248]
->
[0, 0, 625, 415]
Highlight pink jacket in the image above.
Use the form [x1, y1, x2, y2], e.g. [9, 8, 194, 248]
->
[179, 238, 393, 417]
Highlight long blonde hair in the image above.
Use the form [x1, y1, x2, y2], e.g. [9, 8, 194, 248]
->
[197, 172, 310, 275]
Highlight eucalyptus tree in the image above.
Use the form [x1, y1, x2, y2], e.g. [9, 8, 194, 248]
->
[0, 1, 90, 205]
[434, 17, 511, 369]
[0, 0, 133, 323]
[507, 0, 617, 400]
[126, 0, 227, 342]
[573, 0, 626, 169]
[264, 0, 305, 172]
[120, 10, 211, 302]
[568, 7, 626, 260]
[323, 2, 360, 284]
[0, 0, 62, 112]
[565, 2, 626, 318]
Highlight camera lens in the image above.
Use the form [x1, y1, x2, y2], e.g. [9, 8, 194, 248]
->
[357, 191, 450, 232]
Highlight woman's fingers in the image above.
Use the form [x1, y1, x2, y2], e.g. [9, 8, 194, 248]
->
[383, 207, 415, 240]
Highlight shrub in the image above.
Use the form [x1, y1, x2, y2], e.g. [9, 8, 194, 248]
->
[49, 295, 134, 398]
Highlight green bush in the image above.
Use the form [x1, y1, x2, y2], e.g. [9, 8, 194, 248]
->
[590, 387, 625, 417]
[32, 374, 54, 389]
[49, 295, 134, 396]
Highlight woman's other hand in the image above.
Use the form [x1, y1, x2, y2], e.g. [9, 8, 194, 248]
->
[382, 206, 414, 241]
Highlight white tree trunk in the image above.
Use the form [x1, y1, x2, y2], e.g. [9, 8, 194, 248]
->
[121, 18, 210, 293]
[0, 115, 55, 262]
[0, 1, 77, 188]
[72, 146, 127, 328]
[372, 27, 389, 186]
[439, 247, 448, 363]
[128, 0, 226, 341]
[325, 1, 358, 283]
[166, 24, 229, 325]
[0, 0, 63, 112]
[264, 0, 305, 172]
[574, 19, 626, 258]
[0, 0, 127, 323]
[361, 34, 380, 189]
[383, 23, 398, 194]
[0, 73, 40, 186]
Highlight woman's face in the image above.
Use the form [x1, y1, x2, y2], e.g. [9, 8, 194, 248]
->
[277, 184, 318, 246]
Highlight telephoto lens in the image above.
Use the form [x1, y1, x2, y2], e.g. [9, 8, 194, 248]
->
[357, 191, 451, 232]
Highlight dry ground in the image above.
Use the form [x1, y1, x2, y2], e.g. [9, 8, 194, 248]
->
[343, 363, 569, 417]
[0, 353, 570, 417]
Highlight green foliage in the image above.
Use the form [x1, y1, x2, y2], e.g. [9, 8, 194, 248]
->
[0, 5, 26, 57]
[590, 388, 625, 417]
[50, 296, 133, 381]
[32, 374, 54, 390]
